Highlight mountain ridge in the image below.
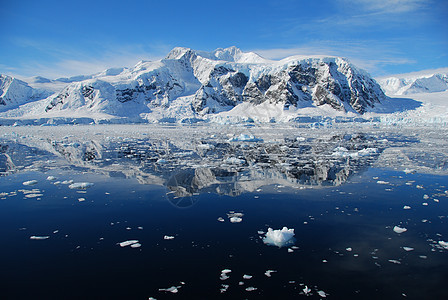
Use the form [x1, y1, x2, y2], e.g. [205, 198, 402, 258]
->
[0, 46, 415, 123]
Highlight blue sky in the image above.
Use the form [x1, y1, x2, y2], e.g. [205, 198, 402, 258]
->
[0, 0, 447, 79]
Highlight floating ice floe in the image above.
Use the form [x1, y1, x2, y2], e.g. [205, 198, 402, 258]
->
[393, 226, 407, 234]
[263, 227, 295, 248]
[245, 287, 257, 292]
[25, 193, 43, 198]
[403, 247, 414, 251]
[30, 236, 50, 240]
[23, 180, 38, 186]
[303, 286, 311, 295]
[158, 286, 180, 293]
[423, 194, 429, 200]
[68, 182, 94, 189]
[438, 241, 448, 249]
[217, 217, 225, 222]
[61, 180, 74, 185]
[163, 235, 175, 240]
[118, 240, 139, 247]
[228, 134, 263, 142]
[227, 211, 244, 223]
[243, 274, 253, 280]
[224, 157, 246, 165]
[388, 259, 401, 264]
[264, 270, 277, 277]
[403, 206, 411, 210]
[318, 290, 327, 298]
[46, 176, 57, 181]
[403, 168, 416, 174]
[377, 181, 390, 185]
[220, 269, 232, 280]
[220, 284, 229, 293]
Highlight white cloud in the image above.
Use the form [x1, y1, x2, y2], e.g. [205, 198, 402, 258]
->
[349, 0, 429, 13]
[251, 41, 416, 76]
[3, 38, 170, 79]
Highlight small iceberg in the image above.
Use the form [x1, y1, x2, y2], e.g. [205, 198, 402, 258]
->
[68, 182, 94, 189]
[228, 134, 263, 142]
[30, 236, 50, 240]
[393, 226, 407, 234]
[263, 227, 295, 247]
[23, 180, 38, 186]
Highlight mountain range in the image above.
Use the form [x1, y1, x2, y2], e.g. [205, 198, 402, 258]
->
[0, 47, 445, 124]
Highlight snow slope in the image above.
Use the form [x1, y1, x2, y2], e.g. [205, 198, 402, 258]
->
[377, 68, 448, 95]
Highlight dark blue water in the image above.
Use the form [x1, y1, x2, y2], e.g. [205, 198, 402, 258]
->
[1, 165, 447, 299]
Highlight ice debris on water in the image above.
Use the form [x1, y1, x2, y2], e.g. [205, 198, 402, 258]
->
[68, 182, 94, 189]
[303, 286, 311, 295]
[228, 134, 263, 142]
[220, 269, 232, 280]
[377, 181, 389, 185]
[220, 284, 229, 293]
[263, 227, 295, 247]
[158, 286, 180, 293]
[30, 236, 49, 240]
[264, 270, 277, 277]
[245, 287, 257, 292]
[227, 211, 244, 223]
[242, 274, 253, 280]
[118, 240, 139, 247]
[403, 247, 414, 251]
[403, 206, 411, 210]
[438, 241, 448, 249]
[164, 235, 175, 240]
[393, 226, 407, 234]
[318, 290, 327, 298]
[23, 180, 38, 186]
[46, 176, 57, 181]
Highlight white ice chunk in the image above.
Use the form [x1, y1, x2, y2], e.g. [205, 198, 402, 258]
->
[388, 259, 401, 264]
[229, 217, 243, 223]
[130, 243, 141, 248]
[346, 247, 353, 252]
[228, 134, 263, 142]
[68, 182, 94, 189]
[263, 227, 295, 247]
[61, 180, 74, 185]
[30, 236, 49, 240]
[303, 286, 311, 295]
[377, 181, 389, 185]
[46, 176, 57, 181]
[404, 168, 416, 174]
[403, 206, 411, 210]
[224, 157, 246, 165]
[23, 180, 38, 186]
[245, 287, 257, 292]
[403, 247, 414, 251]
[264, 270, 277, 277]
[164, 235, 175, 240]
[220, 284, 229, 293]
[438, 241, 448, 249]
[119, 240, 139, 247]
[393, 226, 407, 234]
[357, 147, 378, 156]
[243, 274, 253, 279]
[318, 290, 327, 297]
[158, 286, 179, 293]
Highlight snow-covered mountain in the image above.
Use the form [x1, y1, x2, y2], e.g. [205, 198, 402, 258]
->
[43, 47, 385, 117]
[0, 47, 398, 123]
[377, 68, 448, 95]
[0, 75, 38, 109]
